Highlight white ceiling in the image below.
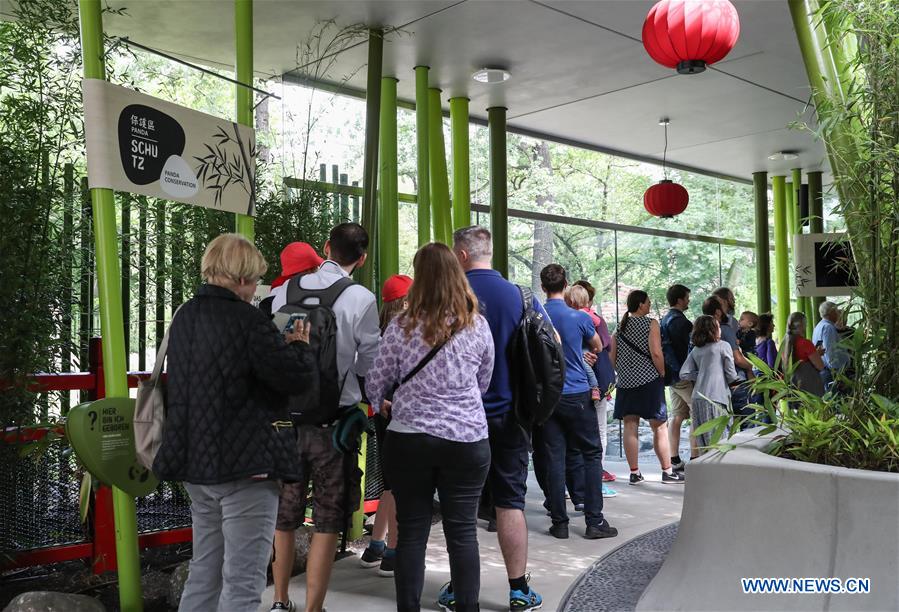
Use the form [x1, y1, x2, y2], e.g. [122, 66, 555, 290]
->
[99, 0, 831, 183]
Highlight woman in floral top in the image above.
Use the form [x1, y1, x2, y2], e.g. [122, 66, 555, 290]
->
[366, 242, 494, 612]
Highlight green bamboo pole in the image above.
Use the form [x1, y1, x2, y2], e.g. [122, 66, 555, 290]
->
[358, 29, 383, 292]
[77, 1, 142, 609]
[753, 171, 771, 314]
[792, 168, 813, 336]
[788, 0, 861, 209]
[488, 107, 509, 277]
[807, 171, 825, 322]
[428, 88, 452, 245]
[62, 164, 74, 410]
[121, 195, 131, 363]
[234, 0, 254, 240]
[138, 198, 147, 371]
[349, 28, 383, 542]
[79, 177, 92, 378]
[772, 176, 790, 342]
[785, 181, 796, 314]
[450, 97, 471, 230]
[378, 77, 399, 280]
[414, 67, 431, 246]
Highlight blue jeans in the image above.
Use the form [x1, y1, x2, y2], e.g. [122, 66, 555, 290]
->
[732, 381, 754, 430]
[537, 391, 604, 528]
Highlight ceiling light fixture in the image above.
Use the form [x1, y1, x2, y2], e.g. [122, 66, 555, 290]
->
[472, 68, 511, 84]
[768, 151, 800, 161]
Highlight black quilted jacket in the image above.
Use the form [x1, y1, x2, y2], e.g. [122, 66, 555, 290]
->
[153, 284, 316, 484]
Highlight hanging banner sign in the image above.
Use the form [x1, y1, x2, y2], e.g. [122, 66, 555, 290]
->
[83, 79, 256, 216]
[793, 232, 858, 297]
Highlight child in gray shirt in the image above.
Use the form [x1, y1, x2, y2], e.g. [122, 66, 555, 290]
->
[679, 315, 741, 451]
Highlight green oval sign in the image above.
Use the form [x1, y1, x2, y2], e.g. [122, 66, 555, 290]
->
[66, 398, 159, 497]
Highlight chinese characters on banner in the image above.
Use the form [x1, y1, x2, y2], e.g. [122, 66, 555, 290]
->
[83, 79, 256, 215]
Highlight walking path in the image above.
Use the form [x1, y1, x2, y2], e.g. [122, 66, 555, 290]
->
[258, 447, 686, 612]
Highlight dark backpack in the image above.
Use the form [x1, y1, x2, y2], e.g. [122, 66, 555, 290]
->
[508, 286, 565, 431]
[277, 274, 355, 425]
[660, 309, 685, 386]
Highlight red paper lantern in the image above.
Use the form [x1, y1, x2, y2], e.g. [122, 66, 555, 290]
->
[644, 180, 689, 218]
[642, 0, 740, 75]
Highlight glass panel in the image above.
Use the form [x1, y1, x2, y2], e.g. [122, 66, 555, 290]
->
[507, 217, 615, 317]
[615, 233, 722, 324]
[721, 245, 762, 316]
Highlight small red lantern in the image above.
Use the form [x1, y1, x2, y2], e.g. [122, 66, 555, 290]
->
[642, 0, 740, 75]
[643, 118, 689, 219]
[644, 180, 689, 218]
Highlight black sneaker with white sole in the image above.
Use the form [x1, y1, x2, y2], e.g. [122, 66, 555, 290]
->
[629, 472, 645, 485]
[359, 546, 383, 568]
[378, 554, 395, 577]
[270, 601, 296, 612]
[662, 470, 686, 484]
[672, 459, 686, 473]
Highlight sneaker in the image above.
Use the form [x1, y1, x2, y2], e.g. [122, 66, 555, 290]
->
[584, 519, 619, 539]
[359, 546, 383, 568]
[573, 503, 584, 513]
[510, 586, 544, 611]
[549, 523, 569, 539]
[378, 554, 395, 577]
[487, 519, 497, 532]
[601, 484, 618, 498]
[437, 582, 456, 611]
[629, 472, 645, 486]
[270, 602, 296, 612]
[672, 459, 686, 473]
[662, 470, 686, 484]
[602, 470, 616, 482]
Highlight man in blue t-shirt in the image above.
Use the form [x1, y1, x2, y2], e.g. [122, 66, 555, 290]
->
[453, 226, 547, 610]
[538, 264, 618, 541]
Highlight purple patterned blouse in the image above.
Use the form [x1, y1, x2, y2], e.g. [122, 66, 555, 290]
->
[365, 315, 495, 443]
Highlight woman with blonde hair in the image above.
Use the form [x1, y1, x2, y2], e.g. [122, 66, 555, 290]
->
[153, 233, 315, 611]
[366, 243, 495, 612]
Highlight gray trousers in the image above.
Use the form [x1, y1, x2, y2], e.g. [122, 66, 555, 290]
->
[180, 479, 280, 612]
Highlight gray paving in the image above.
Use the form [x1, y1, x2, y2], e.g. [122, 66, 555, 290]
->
[258, 443, 687, 612]
[559, 522, 678, 612]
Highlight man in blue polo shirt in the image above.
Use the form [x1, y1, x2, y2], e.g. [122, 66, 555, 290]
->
[540, 264, 618, 541]
[453, 226, 545, 611]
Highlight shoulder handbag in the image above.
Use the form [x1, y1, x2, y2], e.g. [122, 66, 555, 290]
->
[134, 306, 182, 470]
[617, 327, 664, 383]
[386, 332, 454, 401]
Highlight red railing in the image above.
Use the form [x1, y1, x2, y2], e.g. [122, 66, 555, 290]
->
[2, 337, 192, 574]
[4, 337, 383, 573]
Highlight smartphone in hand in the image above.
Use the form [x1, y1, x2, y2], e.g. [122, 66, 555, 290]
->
[283, 312, 308, 333]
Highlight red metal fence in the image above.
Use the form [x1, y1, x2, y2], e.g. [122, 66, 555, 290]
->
[2, 337, 385, 574]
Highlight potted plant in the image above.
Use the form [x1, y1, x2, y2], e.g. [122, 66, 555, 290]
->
[639, 1, 899, 609]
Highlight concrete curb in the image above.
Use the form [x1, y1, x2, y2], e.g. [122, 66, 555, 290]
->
[637, 428, 899, 611]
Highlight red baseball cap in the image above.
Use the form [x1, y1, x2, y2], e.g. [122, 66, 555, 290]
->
[382, 274, 413, 303]
[271, 242, 323, 288]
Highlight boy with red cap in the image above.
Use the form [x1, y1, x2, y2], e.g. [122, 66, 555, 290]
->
[259, 242, 323, 317]
[360, 273, 412, 577]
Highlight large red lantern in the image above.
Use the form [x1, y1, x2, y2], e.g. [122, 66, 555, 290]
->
[642, 0, 740, 75]
[644, 180, 689, 218]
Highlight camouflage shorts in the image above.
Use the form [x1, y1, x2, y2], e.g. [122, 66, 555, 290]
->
[276, 424, 362, 533]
